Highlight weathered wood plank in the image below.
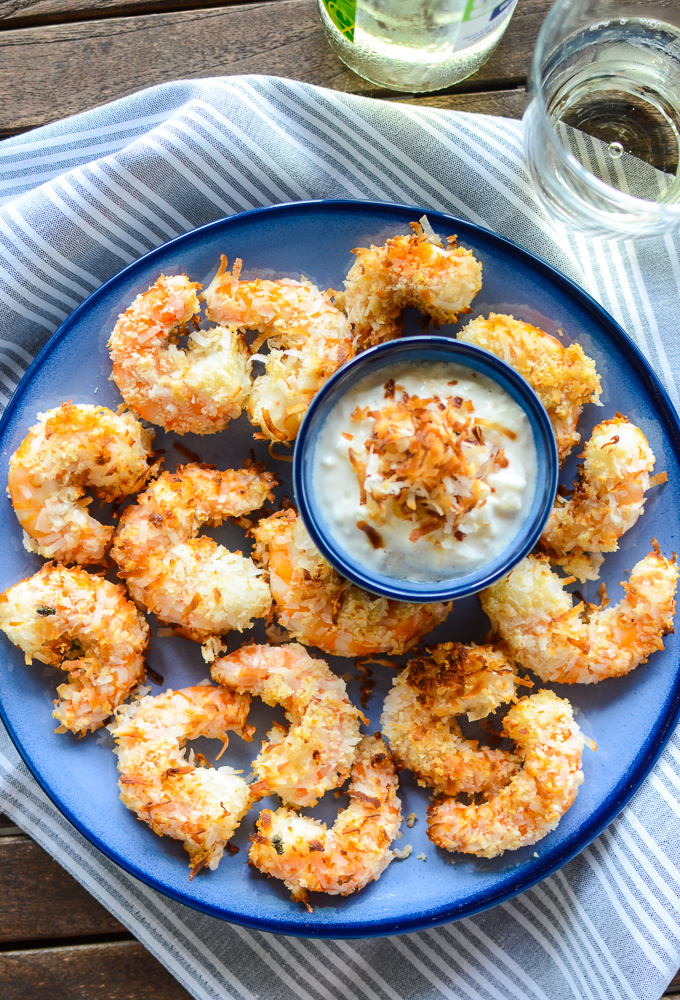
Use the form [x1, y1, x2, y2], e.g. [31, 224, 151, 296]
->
[0, 941, 192, 999]
[0, 1, 333, 133]
[396, 87, 529, 120]
[0, 835, 124, 943]
[0, 0, 549, 39]
[0, 0, 263, 29]
[0, 0, 549, 134]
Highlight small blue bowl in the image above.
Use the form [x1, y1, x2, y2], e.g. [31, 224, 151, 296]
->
[293, 336, 558, 602]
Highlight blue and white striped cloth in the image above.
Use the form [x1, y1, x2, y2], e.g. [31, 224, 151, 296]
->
[1, 76, 680, 1000]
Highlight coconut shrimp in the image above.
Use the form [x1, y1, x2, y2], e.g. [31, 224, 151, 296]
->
[458, 313, 601, 463]
[0, 563, 148, 734]
[428, 690, 588, 858]
[111, 462, 276, 642]
[338, 222, 483, 349]
[8, 402, 155, 566]
[211, 643, 362, 808]
[251, 507, 451, 656]
[202, 257, 354, 442]
[541, 416, 664, 581]
[482, 546, 677, 684]
[109, 273, 250, 435]
[382, 642, 523, 796]
[109, 684, 253, 876]
[249, 735, 401, 902]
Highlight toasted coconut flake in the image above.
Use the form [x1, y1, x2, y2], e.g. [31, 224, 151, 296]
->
[350, 391, 509, 539]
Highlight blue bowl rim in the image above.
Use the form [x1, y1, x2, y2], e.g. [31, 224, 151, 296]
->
[1, 197, 680, 938]
[293, 336, 559, 602]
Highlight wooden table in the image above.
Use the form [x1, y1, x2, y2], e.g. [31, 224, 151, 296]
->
[0, 2, 679, 997]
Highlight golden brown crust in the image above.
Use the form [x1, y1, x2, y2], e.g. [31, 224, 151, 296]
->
[427, 690, 586, 858]
[0, 562, 149, 734]
[251, 507, 451, 656]
[248, 735, 401, 899]
[381, 642, 521, 797]
[111, 463, 276, 639]
[458, 313, 601, 463]
[342, 229, 482, 348]
[482, 549, 677, 683]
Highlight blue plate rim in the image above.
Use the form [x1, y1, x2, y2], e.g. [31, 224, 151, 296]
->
[1, 197, 680, 938]
[293, 335, 559, 601]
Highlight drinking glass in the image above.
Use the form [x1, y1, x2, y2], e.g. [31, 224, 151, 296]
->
[523, 0, 680, 239]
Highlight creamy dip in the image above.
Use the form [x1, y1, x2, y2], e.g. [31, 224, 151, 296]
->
[312, 361, 538, 583]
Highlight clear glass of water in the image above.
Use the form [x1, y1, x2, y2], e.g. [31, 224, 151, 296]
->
[523, 0, 680, 239]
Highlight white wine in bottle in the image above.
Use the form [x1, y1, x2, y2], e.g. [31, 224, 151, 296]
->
[318, 0, 518, 93]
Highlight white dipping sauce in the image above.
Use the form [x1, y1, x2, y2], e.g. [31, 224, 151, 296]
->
[312, 361, 538, 583]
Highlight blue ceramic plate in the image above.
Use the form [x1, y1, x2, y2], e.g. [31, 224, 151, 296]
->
[1, 200, 679, 939]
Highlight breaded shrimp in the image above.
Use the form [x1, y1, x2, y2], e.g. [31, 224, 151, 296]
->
[0, 563, 148, 734]
[109, 683, 253, 876]
[111, 463, 276, 642]
[338, 223, 482, 349]
[249, 735, 401, 902]
[381, 642, 522, 796]
[458, 313, 601, 463]
[541, 416, 663, 581]
[202, 257, 354, 442]
[108, 273, 250, 435]
[211, 643, 362, 808]
[428, 690, 589, 857]
[482, 547, 677, 684]
[8, 402, 154, 566]
[251, 507, 451, 656]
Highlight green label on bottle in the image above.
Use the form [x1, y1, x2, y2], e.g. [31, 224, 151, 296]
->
[322, 0, 356, 42]
[461, 0, 515, 22]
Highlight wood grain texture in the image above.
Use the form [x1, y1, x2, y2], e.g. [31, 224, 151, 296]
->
[0, 942, 192, 1000]
[0, 0, 550, 133]
[0, 0, 262, 29]
[0, 0, 549, 35]
[0, 836, 124, 943]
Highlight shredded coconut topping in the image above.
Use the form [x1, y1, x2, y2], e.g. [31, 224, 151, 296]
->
[349, 388, 510, 542]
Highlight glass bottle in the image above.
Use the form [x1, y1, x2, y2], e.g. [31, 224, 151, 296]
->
[318, 0, 518, 93]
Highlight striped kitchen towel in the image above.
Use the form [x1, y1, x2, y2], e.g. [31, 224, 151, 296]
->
[1, 76, 680, 1000]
